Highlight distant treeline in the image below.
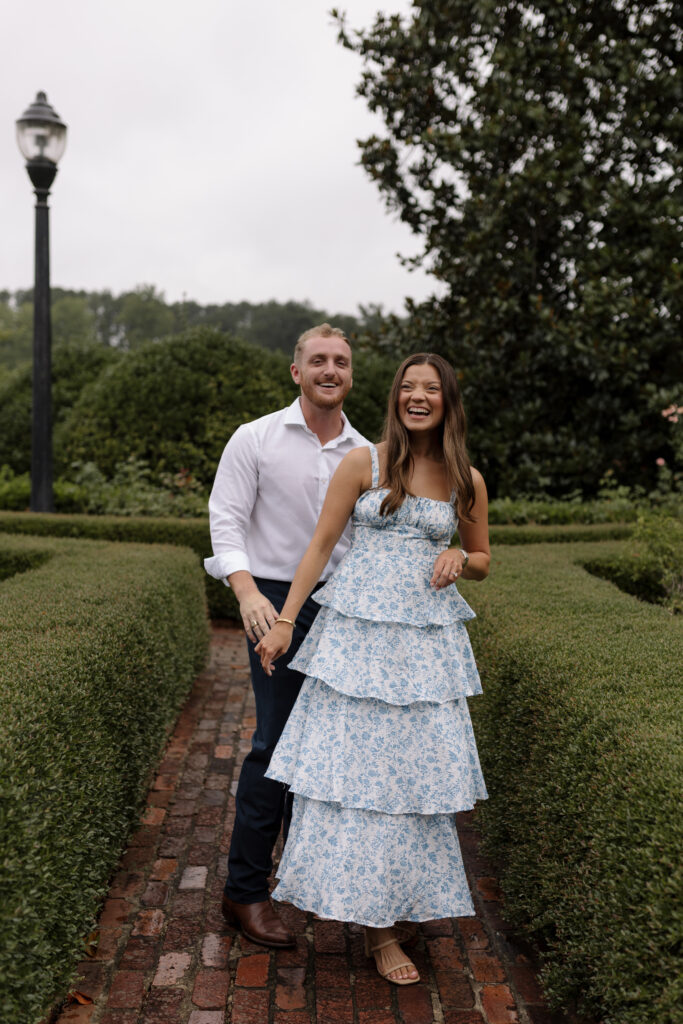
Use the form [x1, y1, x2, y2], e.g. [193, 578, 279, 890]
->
[0, 286, 388, 369]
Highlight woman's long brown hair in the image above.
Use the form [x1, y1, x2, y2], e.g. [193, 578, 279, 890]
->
[379, 353, 476, 522]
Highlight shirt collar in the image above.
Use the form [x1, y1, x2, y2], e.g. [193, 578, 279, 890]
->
[284, 397, 358, 446]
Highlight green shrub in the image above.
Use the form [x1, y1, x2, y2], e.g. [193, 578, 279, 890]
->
[56, 329, 393, 488]
[488, 491, 637, 525]
[59, 329, 296, 484]
[0, 513, 635, 623]
[0, 510, 238, 620]
[0, 459, 208, 517]
[0, 465, 91, 514]
[488, 522, 633, 544]
[0, 342, 120, 475]
[585, 511, 683, 614]
[0, 545, 51, 581]
[461, 541, 682, 1024]
[584, 554, 667, 607]
[63, 458, 208, 518]
[0, 533, 209, 1024]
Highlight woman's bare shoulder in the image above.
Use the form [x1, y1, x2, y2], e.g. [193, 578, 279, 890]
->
[469, 465, 487, 489]
[343, 445, 373, 468]
[339, 445, 374, 490]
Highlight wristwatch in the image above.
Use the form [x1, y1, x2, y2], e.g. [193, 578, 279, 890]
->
[459, 549, 469, 568]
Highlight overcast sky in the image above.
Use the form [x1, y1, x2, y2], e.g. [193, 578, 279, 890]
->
[1, 0, 440, 316]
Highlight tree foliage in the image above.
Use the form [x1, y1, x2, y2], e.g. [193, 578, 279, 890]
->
[336, 0, 682, 496]
[0, 288, 386, 368]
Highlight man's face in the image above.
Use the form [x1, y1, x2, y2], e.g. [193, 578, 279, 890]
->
[291, 335, 353, 410]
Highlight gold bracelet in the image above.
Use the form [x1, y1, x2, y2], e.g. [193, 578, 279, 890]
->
[275, 617, 295, 628]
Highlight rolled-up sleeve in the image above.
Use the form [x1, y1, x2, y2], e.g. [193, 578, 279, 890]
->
[204, 424, 259, 585]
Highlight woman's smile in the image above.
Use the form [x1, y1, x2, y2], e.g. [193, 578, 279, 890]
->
[398, 365, 445, 429]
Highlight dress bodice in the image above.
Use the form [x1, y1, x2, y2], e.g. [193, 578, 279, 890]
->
[352, 488, 457, 546]
[352, 440, 457, 544]
[313, 445, 474, 626]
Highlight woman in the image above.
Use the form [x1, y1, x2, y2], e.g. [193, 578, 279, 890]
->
[256, 353, 490, 985]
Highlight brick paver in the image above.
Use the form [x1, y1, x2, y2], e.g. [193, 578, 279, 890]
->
[52, 623, 574, 1024]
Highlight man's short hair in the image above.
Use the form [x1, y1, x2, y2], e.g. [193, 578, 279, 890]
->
[293, 323, 350, 365]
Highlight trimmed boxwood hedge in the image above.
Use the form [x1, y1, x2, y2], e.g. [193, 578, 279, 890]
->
[0, 545, 51, 581]
[0, 510, 238, 620]
[0, 512, 633, 622]
[488, 522, 633, 545]
[0, 533, 209, 1024]
[584, 554, 668, 607]
[460, 541, 682, 1024]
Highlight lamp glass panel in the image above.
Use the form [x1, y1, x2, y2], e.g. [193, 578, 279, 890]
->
[16, 121, 67, 163]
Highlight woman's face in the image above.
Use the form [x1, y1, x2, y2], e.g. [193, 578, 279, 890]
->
[397, 363, 445, 431]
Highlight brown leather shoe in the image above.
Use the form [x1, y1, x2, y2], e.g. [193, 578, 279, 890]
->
[221, 896, 295, 948]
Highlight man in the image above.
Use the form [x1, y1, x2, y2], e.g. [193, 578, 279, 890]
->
[204, 324, 367, 947]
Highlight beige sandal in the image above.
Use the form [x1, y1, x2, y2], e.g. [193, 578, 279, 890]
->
[364, 928, 420, 986]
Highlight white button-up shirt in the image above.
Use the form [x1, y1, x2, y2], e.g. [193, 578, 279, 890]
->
[204, 398, 368, 585]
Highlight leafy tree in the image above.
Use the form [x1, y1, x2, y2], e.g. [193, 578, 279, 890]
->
[168, 298, 369, 354]
[0, 342, 120, 475]
[116, 284, 175, 349]
[336, 0, 682, 497]
[52, 295, 97, 348]
[343, 348, 397, 442]
[0, 299, 32, 368]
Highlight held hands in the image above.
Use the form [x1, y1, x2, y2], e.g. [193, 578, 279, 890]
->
[255, 622, 294, 676]
[239, 592, 279, 644]
[430, 548, 467, 589]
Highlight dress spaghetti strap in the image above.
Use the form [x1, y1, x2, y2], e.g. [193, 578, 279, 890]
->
[368, 444, 380, 488]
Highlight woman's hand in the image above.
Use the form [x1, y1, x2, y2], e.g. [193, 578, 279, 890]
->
[255, 622, 294, 676]
[430, 547, 468, 589]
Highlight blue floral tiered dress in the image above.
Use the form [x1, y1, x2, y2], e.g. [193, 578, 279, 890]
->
[266, 444, 487, 927]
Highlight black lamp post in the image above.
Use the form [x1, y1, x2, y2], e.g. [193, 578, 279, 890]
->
[16, 91, 67, 513]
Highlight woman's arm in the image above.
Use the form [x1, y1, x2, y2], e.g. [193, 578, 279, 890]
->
[431, 467, 490, 587]
[255, 446, 371, 674]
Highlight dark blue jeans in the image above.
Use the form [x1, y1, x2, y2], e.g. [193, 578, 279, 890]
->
[224, 578, 322, 904]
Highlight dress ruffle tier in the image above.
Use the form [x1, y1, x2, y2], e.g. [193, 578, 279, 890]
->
[266, 462, 487, 927]
[289, 607, 481, 705]
[269, 799, 475, 927]
[267, 676, 486, 814]
[315, 523, 477, 626]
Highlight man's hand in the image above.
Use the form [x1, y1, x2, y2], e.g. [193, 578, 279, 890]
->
[255, 622, 294, 676]
[228, 571, 279, 643]
[239, 591, 279, 643]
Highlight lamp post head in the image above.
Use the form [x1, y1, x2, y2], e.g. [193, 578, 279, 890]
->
[16, 91, 67, 163]
[16, 91, 68, 194]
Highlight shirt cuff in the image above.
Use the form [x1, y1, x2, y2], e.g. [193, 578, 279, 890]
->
[204, 551, 251, 587]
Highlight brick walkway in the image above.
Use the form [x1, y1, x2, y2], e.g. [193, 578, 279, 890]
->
[54, 623, 568, 1024]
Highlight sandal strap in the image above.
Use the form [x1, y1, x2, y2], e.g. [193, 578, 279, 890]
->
[372, 938, 417, 977]
[379, 958, 414, 975]
[369, 937, 402, 954]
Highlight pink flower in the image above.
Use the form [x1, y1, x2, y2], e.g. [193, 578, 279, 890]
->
[656, 457, 666, 466]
